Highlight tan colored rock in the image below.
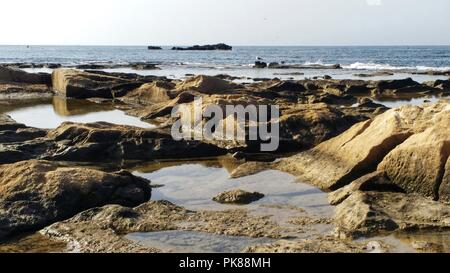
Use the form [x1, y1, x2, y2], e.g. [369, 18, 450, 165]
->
[0, 160, 152, 240]
[40, 200, 284, 252]
[377, 111, 450, 200]
[277, 103, 449, 191]
[335, 191, 450, 237]
[175, 75, 239, 94]
[52, 69, 141, 99]
[212, 190, 265, 204]
[123, 81, 177, 104]
[439, 158, 450, 203]
[328, 171, 399, 206]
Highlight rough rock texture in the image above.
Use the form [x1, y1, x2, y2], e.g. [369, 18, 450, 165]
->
[40, 201, 284, 252]
[244, 237, 367, 253]
[328, 171, 404, 206]
[0, 160, 152, 240]
[175, 75, 239, 94]
[335, 191, 450, 237]
[122, 81, 177, 104]
[212, 190, 265, 204]
[52, 69, 144, 99]
[45, 122, 226, 162]
[375, 109, 450, 201]
[277, 103, 449, 191]
[0, 66, 51, 85]
[441, 159, 450, 203]
[0, 83, 53, 99]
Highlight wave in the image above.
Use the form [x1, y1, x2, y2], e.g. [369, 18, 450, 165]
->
[343, 62, 450, 72]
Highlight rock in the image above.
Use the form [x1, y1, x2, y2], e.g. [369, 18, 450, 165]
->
[51, 69, 144, 99]
[357, 98, 387, 109]
[414, 70, 450, 76]
[175, 75, 239, 94]
[254, 61, 268, 68]
[147, 46, 162, 50]
[335, 191, 450, 237]
[40, 200, 283, 252]
[277, 103, 363, 152]
[328, 171, 404, 206]
[212, 190, 265, 204]
[122, 81, 177, 104]
[268, 62, 279, 68]
[354, 71, 394, 78]
[309, 93, 357, 105]
[244, 237, 367, 253]
[323, 75, 332, 80]
[266, 81, 306, 93]
[75, 64, 109, 70]
[0, 66, 51, 85]
[377, 109, 450, 201]
[232, 152, 277, 162]
[172, 43, 232, 51]
[0, 82, 53, 99]
[45, 122, 227, 162]
[131, 63, 160, 70]
[441, 159, 450, 203]
[277, 103, 449, 191]
[229, 162, 272, 179]
[375, 78, 419, 90]
[0, 160, 152, 240]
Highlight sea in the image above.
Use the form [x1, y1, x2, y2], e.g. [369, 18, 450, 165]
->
[1, 45, 450, 82]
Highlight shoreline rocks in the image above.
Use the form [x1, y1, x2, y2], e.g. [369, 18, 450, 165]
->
[276, 102, 450, 191]
[0, 160, 152, 241]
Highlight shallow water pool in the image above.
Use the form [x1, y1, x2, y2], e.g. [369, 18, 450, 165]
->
[5, 96, 154, 129]
[126, 230, 274, 253]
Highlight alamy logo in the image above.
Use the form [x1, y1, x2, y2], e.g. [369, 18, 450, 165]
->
[171, 97, 280, 152]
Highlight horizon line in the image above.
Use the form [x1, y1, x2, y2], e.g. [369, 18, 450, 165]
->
[1, 44, 450, 47]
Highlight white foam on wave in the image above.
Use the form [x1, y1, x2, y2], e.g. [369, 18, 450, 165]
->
[344, 62, 450, 72]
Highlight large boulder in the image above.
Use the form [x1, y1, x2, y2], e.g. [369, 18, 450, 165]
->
[51, 69, 143, 99]
[0, 66, 51, 85]
[277, 103, 449, 190]
[377, 110, 450, 201]
[0, 160, 152, 240]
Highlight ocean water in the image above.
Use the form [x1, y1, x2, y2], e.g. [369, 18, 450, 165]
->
[1, 45, 450, 81]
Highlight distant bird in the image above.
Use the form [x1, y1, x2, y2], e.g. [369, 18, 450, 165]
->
[256, 56, 263, 61]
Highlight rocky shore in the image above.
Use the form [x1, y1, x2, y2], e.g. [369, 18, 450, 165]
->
[1, 64, 450, 253]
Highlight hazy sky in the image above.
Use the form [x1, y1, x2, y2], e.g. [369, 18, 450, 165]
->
[1, 0, 449, 46]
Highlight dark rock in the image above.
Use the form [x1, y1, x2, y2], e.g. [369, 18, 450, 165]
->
[0, 66, 51, 85]
[172, 43, 232, 51]
[254, 61, 268, 68]
[147, 46, 162, 50]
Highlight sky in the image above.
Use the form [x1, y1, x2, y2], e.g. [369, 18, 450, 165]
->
[1, 0, 449, 46]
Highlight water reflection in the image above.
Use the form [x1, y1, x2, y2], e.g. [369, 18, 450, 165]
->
[6, 96, 154, 129]
[126, 231, 274, 253]
[131, 157, 333, 217]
